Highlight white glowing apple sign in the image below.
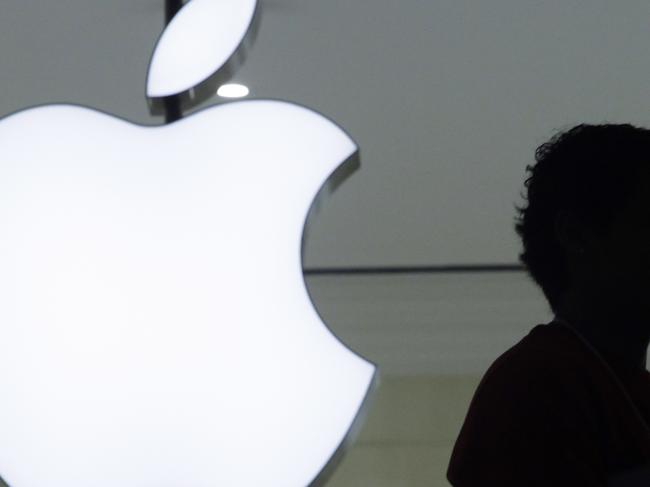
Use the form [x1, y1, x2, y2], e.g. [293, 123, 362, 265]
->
[0, 1, 378, 486]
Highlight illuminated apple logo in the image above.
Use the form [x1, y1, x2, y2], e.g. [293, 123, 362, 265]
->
[0, 1, 377, 486]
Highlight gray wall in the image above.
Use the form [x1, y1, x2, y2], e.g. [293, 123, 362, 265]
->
[3, 0, 649, 269]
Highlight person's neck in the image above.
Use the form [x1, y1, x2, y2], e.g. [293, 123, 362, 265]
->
[554, 306, 650, 372]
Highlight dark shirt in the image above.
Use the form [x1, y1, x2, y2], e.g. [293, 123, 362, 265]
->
[447, 320, 650, 486]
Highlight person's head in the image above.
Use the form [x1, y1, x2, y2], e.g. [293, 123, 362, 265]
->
[514, 123, 650, 319]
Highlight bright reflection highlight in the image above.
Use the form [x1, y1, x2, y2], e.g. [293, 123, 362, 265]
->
[217, 83, 250, 98]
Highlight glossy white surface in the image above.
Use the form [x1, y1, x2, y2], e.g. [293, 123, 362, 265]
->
[146, 0, 257, 97]
[0, 102, 375, 487]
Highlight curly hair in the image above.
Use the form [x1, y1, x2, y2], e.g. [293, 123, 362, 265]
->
[513, 123, 650, 315]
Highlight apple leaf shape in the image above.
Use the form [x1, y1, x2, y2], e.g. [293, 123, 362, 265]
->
[0, 101, 377, 487]
[146, 0, 258, 99]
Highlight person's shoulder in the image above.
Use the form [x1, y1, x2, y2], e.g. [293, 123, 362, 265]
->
[472, 322, 582, 408]
[447, 322, 611, 486]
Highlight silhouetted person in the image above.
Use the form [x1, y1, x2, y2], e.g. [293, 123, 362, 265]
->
[447, 124, 650, 486]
